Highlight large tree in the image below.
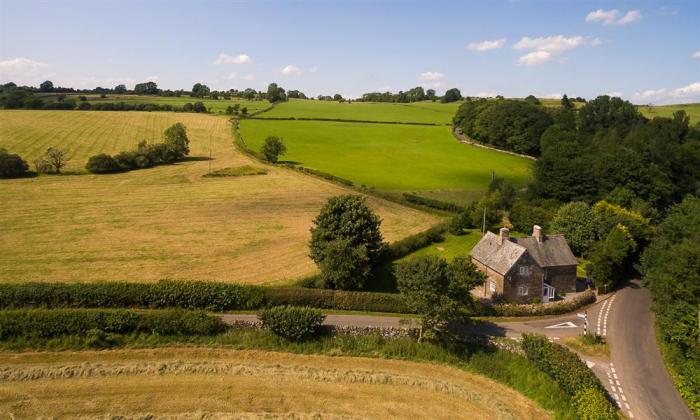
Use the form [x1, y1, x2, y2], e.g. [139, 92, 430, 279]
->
[578, 95, 645, 135]
[310, 195, 384, 289]
[39, 80, 54, 92]
[550, 202, 598, 256]
[266, 83, 287, 103]
[396, 256, 485, 340]
[260, 136, 286, 163]
[441, 88, 462, 103]
[134, 81, 160, 95]
[163, 123, 190, 159]
[191, 83, 210, 98]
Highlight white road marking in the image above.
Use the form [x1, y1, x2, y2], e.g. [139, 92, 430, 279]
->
[586, 360, 596, 368]
[608, 361, 633, 418]
[613, 373, 618, 379]
[622, 394, 627, 402]
[625, 402, 630, 409]
[616, 380, 621, 386]
[628, 411, 634, 418]
[545, 321, 577, 329]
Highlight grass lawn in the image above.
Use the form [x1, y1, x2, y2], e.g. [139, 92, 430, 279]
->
[239, 119, 532, 203]
[0, 110, 440, 284]
[258, 98, 461, 124]
[38, 93, 270, 114]
[637, 102, 700, 123]
[398, 230, 483, 262]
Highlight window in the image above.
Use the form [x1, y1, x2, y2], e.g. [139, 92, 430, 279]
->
[518, 285, 529, 296]
[490, 281, 497, 293]
[519, 266, 528, 275]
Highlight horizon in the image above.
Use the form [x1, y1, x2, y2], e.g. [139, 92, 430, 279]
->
[1, 0, 699, 104]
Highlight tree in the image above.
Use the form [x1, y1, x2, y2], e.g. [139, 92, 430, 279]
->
[45, 147, 69, 173]
[134, 81, 159, 95]
[266, 83, 287, 103]
[590, 224, 636, 287]
[39, 80, 54, 92]
[193, 101, 207, 113]
[85, 153, 121, 174]
[441, 88, 462, 103]
[426, 89, 436, 101]
[0, 148, 29, 178]
[561, 94, 574, 109]
[395, 256, 485, 340]
[310, 195, 384, 289]
[163, 123, 189, 159]
[114, 84, 127, 94]
[317, 238, 371, 290]
[524, 94, 541, 105]
[260, 136, 286, 163]
[578, 95, 644, 135]
[333, 93, 344, 102]
[191, 83, 210, 98]
[550, 202, 598, 256]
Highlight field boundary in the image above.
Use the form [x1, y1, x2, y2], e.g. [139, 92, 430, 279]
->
[246, 116, 448, 126]
[452, 127, 537, 161]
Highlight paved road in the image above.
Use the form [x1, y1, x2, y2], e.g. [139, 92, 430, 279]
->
[606, 281, 694, 420]
[221, 284, 694, 419]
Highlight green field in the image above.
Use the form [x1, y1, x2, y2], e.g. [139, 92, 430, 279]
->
[239, 119, 532, 203]
[39, 94, 270, 114]
[0, 110, 440, 283]
[259, 99, 460, 124]
[398, 230, 484, 262]
[637, 103, 700, 123]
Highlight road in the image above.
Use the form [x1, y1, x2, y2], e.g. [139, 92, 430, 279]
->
[221, 282, 694, 419]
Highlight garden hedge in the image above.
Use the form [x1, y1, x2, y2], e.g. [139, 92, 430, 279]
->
[0, 308, 225, 339]
[0, 281, 595, 316]
[259, 305, 325, 340]
[521, 333, 618, 419]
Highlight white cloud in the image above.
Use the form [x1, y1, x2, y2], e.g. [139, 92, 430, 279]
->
[0, 57, 53, 85]
[692, 51, 700, 59]
[308, 66, 318, 73]
[472, 92, 498, 98]
[669, 82, 700, 98]
[514, 35, 585, 53]
[467, 38, 506, 51]
[419, 71, 444, 81]
[591, 37, 603, 47]
[518, 51, 552, 66]
[213, 53, 251, 65]
[585, 9, 619, 25]
[227, 72, 237, 80]
[618, 10, 642, 25]
[605, 91, 624, 98]
[243, 73, 256, 81]
[585, 9, 641, 25]
[281, 65, 301, 75]
[542, 93, 563, 99]
[634, 88, 667, 100]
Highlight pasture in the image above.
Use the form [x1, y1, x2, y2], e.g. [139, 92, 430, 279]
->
[637, 102, 700, 123]
[39, 93, 270, 114]
[259, 98, 460, 124]
[0, 347, 549, 419]
[239, 118, 533, 203]
[0, 110, 440, 284]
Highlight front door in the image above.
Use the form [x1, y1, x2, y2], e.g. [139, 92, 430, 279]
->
[542, 283, 555, 303]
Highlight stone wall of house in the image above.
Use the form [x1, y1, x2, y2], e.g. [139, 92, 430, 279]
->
[503, 252, 544, 304]
[546, 265, 578, 294]
[471, 257, 505, 298]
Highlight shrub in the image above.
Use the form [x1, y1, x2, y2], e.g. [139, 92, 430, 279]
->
[260, 136, 286, 163]
[0, 309, 225, 339]
[487, 290, 595, 317]
[520, 333, 618, 419]
[403, 193, 464, 213]
[258, 306, 325, 340]
[573, 388, 619, 420]
[385, 224, 446, 260]
[262, 287, 410, 313]
[86, 153, 122, 174]
[0, 148, 29, 178]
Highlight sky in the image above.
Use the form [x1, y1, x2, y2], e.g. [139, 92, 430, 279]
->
[0, 0, 698, 104]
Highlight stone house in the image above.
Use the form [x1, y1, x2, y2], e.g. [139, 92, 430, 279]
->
[470, 226, 578, 303]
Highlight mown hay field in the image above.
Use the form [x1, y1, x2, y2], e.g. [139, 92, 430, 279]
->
[0, 110, 440, 283]
[259, 98, 461, 124]
[0, 347, 549, 419]
[239, 119, 533, 203]
[39, 93, 271, 114]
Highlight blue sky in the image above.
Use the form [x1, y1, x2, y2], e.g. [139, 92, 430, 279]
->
[0, 0, 698, 103]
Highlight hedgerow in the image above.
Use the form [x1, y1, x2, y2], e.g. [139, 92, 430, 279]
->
[521, 333, 618, 419]
[402, 193, 464, 213]
[0, 309, 225, 339]
[258, 306, 325, 340]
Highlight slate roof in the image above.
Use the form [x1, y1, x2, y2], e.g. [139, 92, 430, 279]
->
[514, 235, 578, 268]
[470, 231, 526, 275]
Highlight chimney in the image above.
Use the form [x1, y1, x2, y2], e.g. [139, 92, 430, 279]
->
[498, 227, 510, 245]
[533, 225, 542, 243]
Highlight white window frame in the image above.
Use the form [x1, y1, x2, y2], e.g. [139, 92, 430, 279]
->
[518, 285, 528, 296]
[490, 280, 497, 293]
[519, 266, 528, 275]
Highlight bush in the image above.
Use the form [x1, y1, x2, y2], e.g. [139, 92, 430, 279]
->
[521, 333, 617, 419]
[385, 224, 447, 260]
[573, 388, 619, 420]
[258, 306, 325, 340]
[487, 290, 595, 317]
[262, 287, 410, 313]
[0, 148, 29, 178]
[403, 193, 464, 213]
[86, 153, 122, 174]
[0, 309, 225, 339]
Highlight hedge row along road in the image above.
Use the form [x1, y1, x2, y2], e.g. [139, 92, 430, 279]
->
[221, 281, 694, 420]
